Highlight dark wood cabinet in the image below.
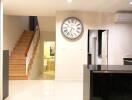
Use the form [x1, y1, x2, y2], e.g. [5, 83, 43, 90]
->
[3, 50, 9, 99]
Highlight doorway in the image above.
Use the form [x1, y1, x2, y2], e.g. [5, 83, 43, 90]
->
[88, 30, 109, 66]
[43, 41, 55, 80]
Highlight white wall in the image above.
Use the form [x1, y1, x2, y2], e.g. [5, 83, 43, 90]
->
[38, 16, 56, 32]
[55, 11, 132, 80]
[3, 15, 29, 55]
[40, 31, 55, 41]
[38, 16, 56, 41]
[0, 2, 3, 99]
[108, 24, 132, 65]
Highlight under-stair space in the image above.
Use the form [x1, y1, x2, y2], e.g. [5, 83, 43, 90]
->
[9, 31, 34, 80]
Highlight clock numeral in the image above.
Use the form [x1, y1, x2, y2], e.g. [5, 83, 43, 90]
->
[68, 20, 70, 24]
[63, 27, 67, 29]
[77, 27, 81, 30]
[64, 23, 69, 27]
[77, 23, 81, 26]
[77, 27, 81, 31]
[71, 18, 74, 23]
[70, 33, 73, 38]
[67, 32, 70, 35]
[74, 20, 77, 24]
[76, 30, 80, 33]
[73, 33, 77, 36]
[63, 29, 68, 33]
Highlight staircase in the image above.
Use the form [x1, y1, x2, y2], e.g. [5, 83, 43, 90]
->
[9, 31, 34, 80]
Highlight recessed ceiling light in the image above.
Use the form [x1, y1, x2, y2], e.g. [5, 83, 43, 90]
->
[130, 2, 132, 4]
[67, 0, 72, 3]
[129, 0, 132, 4]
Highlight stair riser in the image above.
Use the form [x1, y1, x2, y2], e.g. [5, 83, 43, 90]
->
[10, 63, 25, 65]
[18, 40, 31, 42]
[16, 44, 29, 47]
[21, 37, 31, 40]
[10, 57, 25, 60]
[9, 67, 25, 70]
[10, 55, 25, 58]
[9, 73, 26, 76]
[12, 50, 25, 53]
[11, 52, 26, 55]
[9, 76, 28, 80]
[22, 34, 33, 36]
[9, 72, 26, 75]
[10, 60, 25, 65]
[9, 71, 26, 75]
[13, 46, 27, 51]
[11, 50, 26, 54]
[17, 42, 29, 44]
[21, 34, 32, 37]
[9, 64, 25, 68]
[14, 46, 27, 49]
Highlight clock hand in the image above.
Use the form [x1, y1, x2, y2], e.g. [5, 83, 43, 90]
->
[70, 28, 72, 33]
[70, 27, 74, 33]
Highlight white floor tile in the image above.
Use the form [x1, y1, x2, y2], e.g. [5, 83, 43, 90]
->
[5, 80, 83, 100]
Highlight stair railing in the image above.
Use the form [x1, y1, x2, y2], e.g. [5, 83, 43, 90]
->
[25, 17, 40, 75]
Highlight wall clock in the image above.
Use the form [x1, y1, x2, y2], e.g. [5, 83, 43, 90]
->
[61, 17, 83, 40]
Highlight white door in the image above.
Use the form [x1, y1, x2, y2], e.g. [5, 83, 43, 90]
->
[101, 31, 108, 65]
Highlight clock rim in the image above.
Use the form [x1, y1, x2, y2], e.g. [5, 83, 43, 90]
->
[61, 17, 84, 40]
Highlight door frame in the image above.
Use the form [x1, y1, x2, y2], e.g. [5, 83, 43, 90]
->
[0, 1, 3, 99]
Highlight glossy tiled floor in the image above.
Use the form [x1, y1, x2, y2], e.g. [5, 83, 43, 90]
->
[38, 71, 55, 80]
[5, 80, 83, 100]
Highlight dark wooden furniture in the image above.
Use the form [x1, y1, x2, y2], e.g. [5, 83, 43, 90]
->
[3, 50, 9, 99]
[124, 58, 132, 65]
[88, 65, 132, 100]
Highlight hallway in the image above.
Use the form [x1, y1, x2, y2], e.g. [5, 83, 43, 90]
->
[5, 80, 83, 100]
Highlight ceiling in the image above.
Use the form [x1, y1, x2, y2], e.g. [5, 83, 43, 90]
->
[3, 0, 132, 16]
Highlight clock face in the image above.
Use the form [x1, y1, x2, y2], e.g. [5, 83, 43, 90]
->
[61, 17, 83, 40]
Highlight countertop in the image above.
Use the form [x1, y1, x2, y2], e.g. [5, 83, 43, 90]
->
[88, 65, 132, 73]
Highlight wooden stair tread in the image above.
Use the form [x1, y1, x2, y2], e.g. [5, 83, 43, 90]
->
[9, 60, 25, 62]
[10, 56, 25, 59]
[9, 73, 25, 76]
[16, 43, 29, 48]
[9, 76, 28, 80]
[9, 73, 26, 76]
[9, 66, 26, 70]
[12, 51, 26, 54]
[10, 57, 26, 60]
[18, 40, 30, 43]
[9, 65, 26, 68]
[9, 68, 25, 70]
[9, 70, 26, 72]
